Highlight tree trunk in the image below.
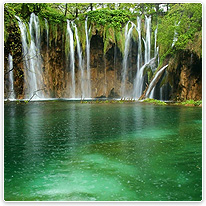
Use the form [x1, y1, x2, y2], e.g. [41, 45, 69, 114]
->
[65, 3, 67, 16]
[75, 7, 78, 18]
[90, 3, 93, 11]
[166, 3, 169, 12]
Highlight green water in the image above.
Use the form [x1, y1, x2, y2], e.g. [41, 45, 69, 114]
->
[4, 101, 202, 201]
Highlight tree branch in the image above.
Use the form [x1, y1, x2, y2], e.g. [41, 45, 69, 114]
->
[28, 88, 45, 102]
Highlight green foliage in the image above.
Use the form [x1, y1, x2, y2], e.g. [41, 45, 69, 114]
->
[80, 99, 135, 104]
[176, 100, 202, 106]
[39, 5, 67, 23]
[87, 9, 130, 30]
[103, 26, 115, 54]
[86, 9, 134, 55]
[158, 3, 202, 58]
[115, 30, 125, 54]
[159, 73, 168, 88]
[132, 28, 139, 43]
[143, 98, 167, 105]
[143, 66, 153, 82]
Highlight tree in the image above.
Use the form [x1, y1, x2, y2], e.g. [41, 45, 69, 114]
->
[158, 3, 202, 57]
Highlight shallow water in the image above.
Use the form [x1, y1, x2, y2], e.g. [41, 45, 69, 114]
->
[4, 101, 202, 201]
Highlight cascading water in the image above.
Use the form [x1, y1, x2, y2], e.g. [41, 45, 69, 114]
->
[148, 27, 160, 99]
[172, 21, 180, 47]
[114, 45, 117, 79]
[145, 15, 151, 63]
[145, 64, 168, 98]
[44, 18, 49, 84]
[16, 13, 45, 99]
[133, 17, 142, 99]
[45, 19, 49, 49]
[121, 21, 135, 98]
[133, 57, 156, 99]
[85, 17, 91, 98]
[133, 16, 153, 99]
[74, 23, 85, 98]
[160, 83, 170, 101]
[7, 54, 15, 100]
[14, 13, 169, 100]
[67, 20, 76, 98]
[148, 88, 155, 99]
[154, 27, 158, 57]
[143, 16, 161, 99]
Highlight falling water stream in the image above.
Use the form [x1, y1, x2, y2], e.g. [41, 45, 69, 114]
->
[67, 20, 76, 98]
[45, 19, 49, 50]
[16, 13, 45, 99]
[121, 21, 135, 98]
[74, 23, 85, 98]
[145, 65, 168, 98]
[144, 16, 151, 63]
[7, 54, 15, 100]
[133, 17, 142, 99]
[85, 17, 91, 98]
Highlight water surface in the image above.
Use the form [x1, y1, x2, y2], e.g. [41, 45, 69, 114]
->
[4, 101, 202, 201]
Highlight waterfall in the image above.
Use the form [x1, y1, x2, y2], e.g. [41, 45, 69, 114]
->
[172, 21, 180, 47]
[16, 13, 45, 99]
[133, 16, 154, 99]
[74, 23, 85, 98]
[133, 17, 142, 99]
[172, 31, 178, 47]
[148, 88, 155, 99]
[7, 54, 15, 100]
[67, 20, 76, 98]
[114, 45, 117, 79]
[134, 57, 156, 99]
[85, 17, 91, 98]
[45, 19, 49, 49]
[160, 86, 163, 100]
[145, 16, 151, 63]
[160, 83, 170, 101]
[44, 18, 49, 81]
[145, 65, 168, 98]
[133, 15, 163, 100]
[104, 55, 107, 96]
[154, 27, 158, 57]
[121, 21, 135, 98]
[147, 24, 160, 99]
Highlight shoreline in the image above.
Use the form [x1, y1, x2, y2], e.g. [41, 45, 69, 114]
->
[4, 98, 202, 107]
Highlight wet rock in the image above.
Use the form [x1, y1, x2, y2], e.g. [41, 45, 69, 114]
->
[108, 88, 120, 98]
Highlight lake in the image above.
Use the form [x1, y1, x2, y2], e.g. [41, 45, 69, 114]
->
[4, 101, 202, 201]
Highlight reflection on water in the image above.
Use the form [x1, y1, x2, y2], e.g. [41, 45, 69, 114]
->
[4, 102, 202, 201]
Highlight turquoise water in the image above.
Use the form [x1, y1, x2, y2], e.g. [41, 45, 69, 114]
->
[4, 101, 202, 201]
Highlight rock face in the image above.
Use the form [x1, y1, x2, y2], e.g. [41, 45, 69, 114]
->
[4, 21, 202, 100]
[4, 23, 24, 99]
[168, 51, 202, 101]
[89, 35, 136, 98]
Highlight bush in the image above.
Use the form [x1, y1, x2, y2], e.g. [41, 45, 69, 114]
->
[179, 99, 202, 106]
[143, 98, 167, 105]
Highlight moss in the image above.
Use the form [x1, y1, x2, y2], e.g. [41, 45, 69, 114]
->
[143, 98, 167, 105]
[87, 9, 130, 30]
[76, 21, 86, 55]
[143, 66, 153, 82]
[175, 100, 202, 106]
[186, 31, 202, 58]
[159, 73, 168, 88]
[115, 29, 125, 54]
[132, 27, 139, 42]
[103, 26, 115, 54]
[80, 99, 135, 104]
